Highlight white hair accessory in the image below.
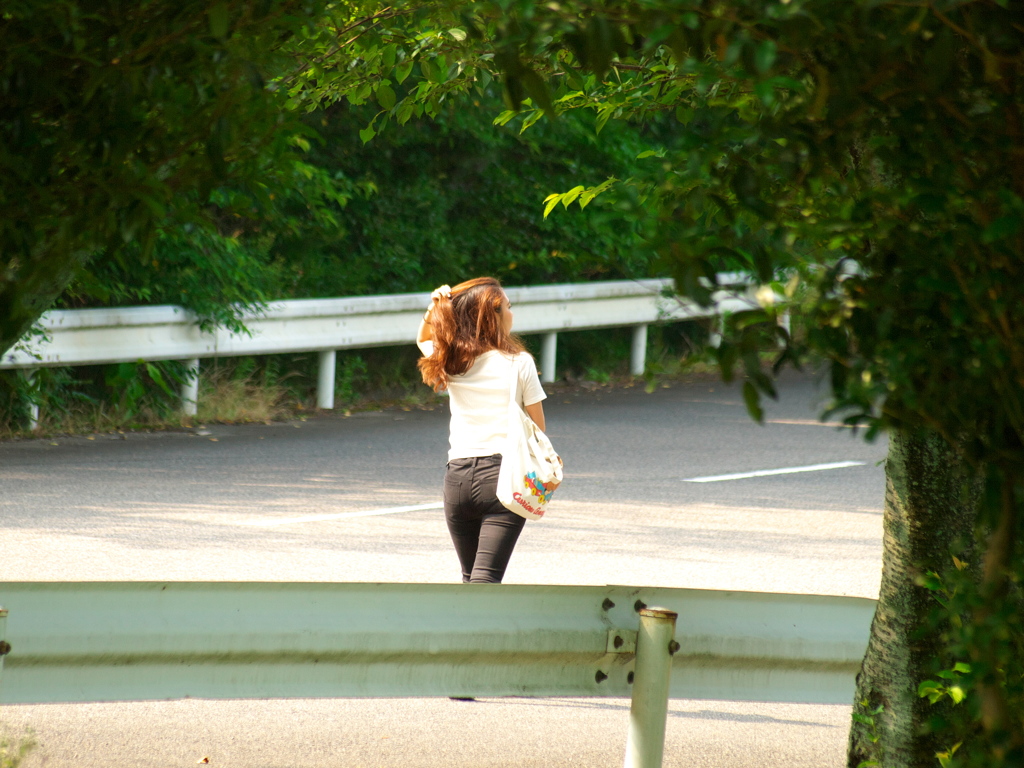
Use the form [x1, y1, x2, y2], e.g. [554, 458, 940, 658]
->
[431, 285, 452, 301]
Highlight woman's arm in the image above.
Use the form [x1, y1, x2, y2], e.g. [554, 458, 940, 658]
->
[524, 401, 546, 433]
[417, 307, 433, 344]
[418, 285, 451, 345]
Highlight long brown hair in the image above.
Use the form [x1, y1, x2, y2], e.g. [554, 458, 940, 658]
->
[418, 277, 524, 392]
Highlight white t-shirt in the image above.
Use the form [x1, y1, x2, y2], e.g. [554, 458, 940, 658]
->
[418, 340, 547, 461]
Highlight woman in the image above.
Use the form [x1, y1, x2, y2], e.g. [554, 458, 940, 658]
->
[417, 277, 550, 584]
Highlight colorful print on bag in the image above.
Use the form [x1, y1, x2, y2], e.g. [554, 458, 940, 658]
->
[525, 471, 555, 503]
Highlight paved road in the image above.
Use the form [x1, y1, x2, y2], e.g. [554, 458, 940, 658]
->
[0, 369, 886, 767]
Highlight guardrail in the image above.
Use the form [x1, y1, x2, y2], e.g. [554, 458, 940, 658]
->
[1, 278, 762, 426]
[0, 582, 872, 767]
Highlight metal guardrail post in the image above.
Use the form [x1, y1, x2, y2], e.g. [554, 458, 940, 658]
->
[624, 607, 678, 768]
[541, 332, 557, 384]
[708, 316, 723, 349]
[181, 358, 199, 416]
[630, 325, 648, 376]
[0, 606, 8, 687]
[25, 369, 39, 431]
[317, 350, 336, 409]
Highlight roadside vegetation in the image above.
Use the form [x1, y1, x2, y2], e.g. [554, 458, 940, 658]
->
[0, 321, 716, 440]
[0, 728, 34, 768]
[5, 2, 1022, 765]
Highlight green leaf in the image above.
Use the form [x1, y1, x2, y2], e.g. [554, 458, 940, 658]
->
[561, 185, 585, 208]
[420, 58, 438, 83]
[206, 123, 227, 180]
[565, 67, 586, 91]
[395, 60, 414, 84]
[595, 104, 616, 134]
[520, 67, 555, 118]
[579, 177, 617, 209]
[376, 83, 397, 111]
[947, 686, 966, 704]
[208, 2, 229, 38]
[359, 125, 376, 144]
[742, 380, 764, 422]
[543, 193, 562, 219]
[754, 40, 777, 74]
[982, 215, 1021, 243]
[145, 363, 176, 399]
[708, 331, 731, 372]
[434, 55, 448, 79]
[492, 110, 518, 127]
[937, 742, 963, 768]
[754, 81, 775, 105]
[953, 662, 972, 673]
[448, 27, 467, 42]
[918, 680, 941, 697]
[519, 108, 544, 133]
[396, 102, 415, 125]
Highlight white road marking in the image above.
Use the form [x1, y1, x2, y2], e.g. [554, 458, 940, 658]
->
[683, 461, 866, 483]
[242, 502, 444, 527]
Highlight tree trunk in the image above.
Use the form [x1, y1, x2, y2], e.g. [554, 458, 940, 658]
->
[847, 429, 979, 768]
[0, 239, 93, 359]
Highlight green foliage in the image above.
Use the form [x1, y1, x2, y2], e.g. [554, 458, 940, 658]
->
[0, 0, 333, 354]
[61, 224, 276, 333]
[3, 0, 676, 433]
[7, 4, 1022, 758]
[338, 0, 1024, 761]
[0, 726, 35, 768]
[917, 529, 1024, 768]
[918, 664, 970, 707]
[283, 100, 654, 295]
[337, 354, 370, 404]
[104, 361, 188, 421]
[378, 0, 1024, 455]
[851, 698, 884, 768]
[59, 94, 660, 308]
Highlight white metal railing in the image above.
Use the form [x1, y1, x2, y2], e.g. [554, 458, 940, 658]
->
[0, 582, 872, 768]
[1, 278, 763, 427]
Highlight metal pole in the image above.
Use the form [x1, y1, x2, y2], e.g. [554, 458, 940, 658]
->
[181, 358, 199, 417]
[541, 332, 557, 384]
[25, 368, 40, 431]
[630, 325, 648, 377]
[317, 350, 337, 409]
[0, 606, 9, 687]
[778, 310, 792, 337]
[624, 607, 678, 768]
[708, 316, 723, 349]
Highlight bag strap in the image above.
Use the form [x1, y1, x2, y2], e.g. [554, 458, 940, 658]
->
[507, 355, 519, 409]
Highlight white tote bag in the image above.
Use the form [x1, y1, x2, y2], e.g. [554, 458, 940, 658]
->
[496, 359, 563, 520]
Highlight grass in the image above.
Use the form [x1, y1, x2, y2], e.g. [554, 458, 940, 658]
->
[0, 356, 450, 440]
[0, 728, 35, 768]
[195, 366, 292, 425]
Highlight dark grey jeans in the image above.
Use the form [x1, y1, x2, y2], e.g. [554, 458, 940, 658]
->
[443, 455, 526, 583]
